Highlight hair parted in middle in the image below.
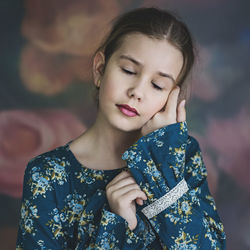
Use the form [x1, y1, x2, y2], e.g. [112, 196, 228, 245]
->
[92, 7, 196, 107]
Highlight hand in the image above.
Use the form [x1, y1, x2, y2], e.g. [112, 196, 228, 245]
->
[141, 86, 186, 136]
[106, 170, 147, 230]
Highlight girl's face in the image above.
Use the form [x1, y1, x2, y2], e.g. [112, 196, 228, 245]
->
[94, 33, 183, 132]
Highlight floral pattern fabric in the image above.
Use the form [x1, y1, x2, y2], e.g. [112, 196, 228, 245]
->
[16, 121, 226, 249]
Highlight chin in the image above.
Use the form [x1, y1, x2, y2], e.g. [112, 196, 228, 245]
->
[109, 116, 142, 133]
[102, 106, 145, 132]
[113, 122, 140, 133]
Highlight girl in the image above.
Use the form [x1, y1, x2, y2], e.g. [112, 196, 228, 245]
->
[16, 7, 226, 249]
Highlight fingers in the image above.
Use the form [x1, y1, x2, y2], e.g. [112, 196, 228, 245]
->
[108, 176, 138, 192]
[115, 183, 147, 200]
[163, 86, 186, 123]
[106, 170, 131, 190]
[106, 170, 147, 205]
[121, 189, 147, 203]
[177, 99, 186, 122]
[163, 86, 180, 120]
[109, 186, 147, 207]
[136, 198, 144, 205]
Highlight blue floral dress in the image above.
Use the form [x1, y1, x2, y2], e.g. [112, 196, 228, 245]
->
[16, 122, 226, 249]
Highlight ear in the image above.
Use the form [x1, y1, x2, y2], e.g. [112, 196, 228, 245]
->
[93, 51, 105, 88]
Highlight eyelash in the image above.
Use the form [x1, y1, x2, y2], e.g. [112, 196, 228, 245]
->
[121, 68, 163, 91]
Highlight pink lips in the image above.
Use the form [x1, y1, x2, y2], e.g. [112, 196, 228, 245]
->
[117, 104, 139, 117]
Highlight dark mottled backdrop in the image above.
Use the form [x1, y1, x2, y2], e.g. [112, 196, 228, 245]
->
[0, 0, 249, 249]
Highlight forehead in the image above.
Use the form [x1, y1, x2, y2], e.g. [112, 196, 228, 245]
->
[112, 33, 183, 78]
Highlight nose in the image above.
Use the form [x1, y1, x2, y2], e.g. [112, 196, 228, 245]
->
[127, 81, 144, 101]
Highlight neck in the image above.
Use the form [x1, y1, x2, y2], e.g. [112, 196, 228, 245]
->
[89, 111, 141, 158]
[71, 110, 142, 169]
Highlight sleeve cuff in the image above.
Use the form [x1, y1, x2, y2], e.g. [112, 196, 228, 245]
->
[121, 122, 189, 204]
[141, 178, 189, 219]
[101, 207, 156, 247]
[122, 121, 188, 161]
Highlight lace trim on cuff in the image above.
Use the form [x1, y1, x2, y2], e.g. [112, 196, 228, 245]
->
[141, 179, 189, 219]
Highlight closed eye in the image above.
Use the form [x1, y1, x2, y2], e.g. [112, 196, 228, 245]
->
[122, 68, 136, 75]
[122, 68, 163, 91]
[152, 82, 163, 91]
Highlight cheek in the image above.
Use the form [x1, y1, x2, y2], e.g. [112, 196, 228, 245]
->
[144, 97, 168, 119]
[152, 92, 170, 110]
[146, 90, 171, 116]
[99, 79, 122, 107]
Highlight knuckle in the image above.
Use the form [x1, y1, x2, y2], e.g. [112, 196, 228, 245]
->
[106, 183, 113, 191]
[127, 183, 139, 191]
[110, 190, 118, 200]
[129, 189, 139, 196]
[106, 185, 115, 196]
[128, 176, 136, 183]
[132, 183, 140, 189]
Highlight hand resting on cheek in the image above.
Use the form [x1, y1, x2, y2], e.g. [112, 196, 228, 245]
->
[141, 86, 186, 136]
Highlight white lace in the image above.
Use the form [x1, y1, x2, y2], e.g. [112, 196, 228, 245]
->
[141, 179, 189, 219]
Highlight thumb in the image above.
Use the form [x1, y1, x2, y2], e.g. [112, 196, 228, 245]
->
[177, 99, 186, 122]
[136, 197, 145, 205]
[126, 190, 147, 203]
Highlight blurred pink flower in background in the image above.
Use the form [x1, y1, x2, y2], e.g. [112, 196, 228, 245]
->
[20, 0, 120, 95]
[191, 110, 250, 195]
[0, 110, 86, 198]
[22, 0, 120, 55]
[20, 44, 92, 95]
[206, 110, 250, 193]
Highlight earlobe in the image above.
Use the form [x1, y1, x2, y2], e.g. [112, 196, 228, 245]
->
[93, 51, 105, 87]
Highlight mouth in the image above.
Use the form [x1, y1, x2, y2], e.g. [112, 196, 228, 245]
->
[116, 104, 139, 117]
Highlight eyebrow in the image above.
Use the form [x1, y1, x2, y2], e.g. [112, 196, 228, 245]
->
[119, 54, 176, 84]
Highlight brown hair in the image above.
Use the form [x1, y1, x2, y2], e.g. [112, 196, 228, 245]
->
[92, 7, 195, 105]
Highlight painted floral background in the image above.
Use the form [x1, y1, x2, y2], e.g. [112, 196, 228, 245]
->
[0, 0, 249, 249]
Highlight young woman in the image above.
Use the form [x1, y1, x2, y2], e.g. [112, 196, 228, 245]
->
[16, 7, 226, 249]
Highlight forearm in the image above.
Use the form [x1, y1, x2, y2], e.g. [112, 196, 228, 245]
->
[122, 122, 226, 249]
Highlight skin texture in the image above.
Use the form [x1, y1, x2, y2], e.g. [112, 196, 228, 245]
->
[105, 85, 186, 230]
[71, 33, 186, 230]
[94, 33, 186, 230]
[93, 33, 184, 135]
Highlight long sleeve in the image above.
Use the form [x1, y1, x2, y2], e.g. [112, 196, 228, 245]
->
[16, 159, 69, 249]
[80, 205, 157, 249]
[16, 155, 156, 249]
[75, 188, 156, 249]
[122, 121, 226, 249]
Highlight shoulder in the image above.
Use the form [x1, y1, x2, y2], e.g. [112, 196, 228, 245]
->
[25, 144, 70, 176]
[23, 144, 72, 199]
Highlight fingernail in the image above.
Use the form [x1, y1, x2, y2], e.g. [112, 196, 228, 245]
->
[182, 100, 186, 107]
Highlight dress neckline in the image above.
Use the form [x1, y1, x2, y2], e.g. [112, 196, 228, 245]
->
[64, 141, 127, 173]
